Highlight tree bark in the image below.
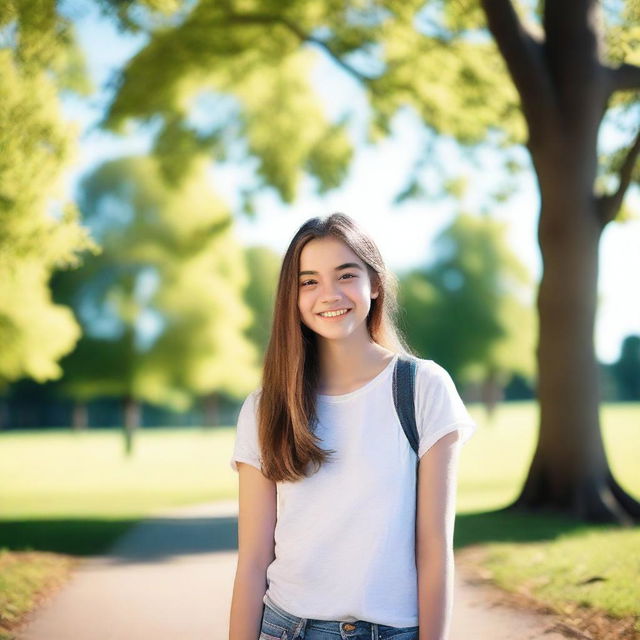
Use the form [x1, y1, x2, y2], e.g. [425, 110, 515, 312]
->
[501, 192, 639, 523]
[482, 0, 640, 525]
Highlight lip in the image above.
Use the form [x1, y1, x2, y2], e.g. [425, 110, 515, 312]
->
[316, 308, 352, 319]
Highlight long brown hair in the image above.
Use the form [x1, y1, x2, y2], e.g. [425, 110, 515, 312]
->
[258, 212, 415, 482]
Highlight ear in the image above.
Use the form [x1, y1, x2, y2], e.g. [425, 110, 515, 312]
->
[370, 272, 380, 300]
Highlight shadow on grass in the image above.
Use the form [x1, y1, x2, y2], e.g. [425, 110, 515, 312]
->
[0, 519, 141, 556]
[0, 513, 241, 560]
[2, 506, 612, 562]
[453, 508, 610, 550]
[2, 501, 625, 563]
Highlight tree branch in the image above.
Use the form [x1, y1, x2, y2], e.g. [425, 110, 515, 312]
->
[480, 0, 557, 139]
[597, 127, 640, 226]
[608, 63, 640, 95]
[224, 11, 374, 86]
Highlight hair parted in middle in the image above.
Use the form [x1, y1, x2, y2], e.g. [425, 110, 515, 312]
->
[257, 212, 416, 483]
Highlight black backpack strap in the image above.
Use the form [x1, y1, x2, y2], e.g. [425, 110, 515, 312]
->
[392, 353, 420, 460]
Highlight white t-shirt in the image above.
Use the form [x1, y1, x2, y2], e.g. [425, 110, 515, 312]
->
[229, 353, 477, 627]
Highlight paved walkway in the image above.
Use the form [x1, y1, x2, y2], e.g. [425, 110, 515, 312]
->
[15, 500, 570, 640]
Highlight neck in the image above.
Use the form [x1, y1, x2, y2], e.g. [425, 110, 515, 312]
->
[316, 334, 394, 387]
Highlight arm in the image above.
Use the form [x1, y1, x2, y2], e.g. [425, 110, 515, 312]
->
[228, 462, 277, 640]
[416, 430, 462, 640]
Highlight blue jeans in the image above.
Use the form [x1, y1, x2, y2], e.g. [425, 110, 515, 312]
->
[260, 593, 419, 639]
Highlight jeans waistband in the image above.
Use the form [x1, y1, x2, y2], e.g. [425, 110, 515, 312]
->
[263, 594, 419, 640]
[264, 592, 304, 625]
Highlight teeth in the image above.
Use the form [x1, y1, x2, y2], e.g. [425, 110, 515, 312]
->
[320, 309, 349, 318]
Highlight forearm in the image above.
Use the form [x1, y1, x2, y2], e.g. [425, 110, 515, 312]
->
[228, 564, 268, 640]
[417, 549, 455, 640]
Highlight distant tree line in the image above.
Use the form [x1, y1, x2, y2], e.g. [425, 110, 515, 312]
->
[1, 193, 638, 433]
[1, 333, 638, 431]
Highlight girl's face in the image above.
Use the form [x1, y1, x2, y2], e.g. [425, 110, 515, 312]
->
[297, 236, 379, 342]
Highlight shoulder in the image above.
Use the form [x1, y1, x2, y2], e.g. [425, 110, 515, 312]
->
[244, 387, 263, 403]
[407, 356, 452, 387]
[238, 387, 263, 419]
[248, 386, 263, 400]
[407, 357, 477, 453]
[407, 357, 462, 407]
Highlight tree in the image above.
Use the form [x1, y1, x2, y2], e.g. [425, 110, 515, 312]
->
[97, 0, 640, 522]
[54, 155, 260, 453]
[399, 212, 536, 417]
[243, 245, 282, 358]
[479, 0, 640, 524]
[610, 335, 640, 401]
[0, 0, 95, 388]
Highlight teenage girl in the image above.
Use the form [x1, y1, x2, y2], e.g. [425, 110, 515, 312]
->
[228, 213, 477, 640]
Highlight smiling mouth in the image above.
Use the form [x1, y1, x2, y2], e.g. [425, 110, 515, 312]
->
[317, 308, 352, 318]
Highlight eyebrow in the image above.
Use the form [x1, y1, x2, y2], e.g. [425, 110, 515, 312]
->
[299, 262, 364, 277]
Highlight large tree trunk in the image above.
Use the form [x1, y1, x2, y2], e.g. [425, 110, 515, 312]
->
[482, 0, 640, 525]
[500, 167, 640, 525]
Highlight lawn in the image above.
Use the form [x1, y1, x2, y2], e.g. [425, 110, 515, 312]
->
[1, 402, 639, 638]
[455, 401, 640, 637]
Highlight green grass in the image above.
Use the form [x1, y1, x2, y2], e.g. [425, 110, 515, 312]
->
[484, 528, 640, 615]
[0, 551, 78, 640]
[454, 401, 640, 515]
[1, 427, 237, 519]
[0, 425, 241, 638]
[454, 401, 640, 634]
[0, 427, 238, 555]
[0, 402, 639, 636]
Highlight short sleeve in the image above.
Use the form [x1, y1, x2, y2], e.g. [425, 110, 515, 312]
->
[229, 389, 262, 473]
[415, 360, 477, 459]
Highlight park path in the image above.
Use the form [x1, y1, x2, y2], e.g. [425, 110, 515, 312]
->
[15, 500, 570, 640]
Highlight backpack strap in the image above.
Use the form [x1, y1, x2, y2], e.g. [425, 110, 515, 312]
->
[392, 353, 420, 460]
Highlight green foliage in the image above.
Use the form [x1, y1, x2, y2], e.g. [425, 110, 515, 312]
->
[234, 49, 354, 201]
[5, 0, 638, 393]
[597, 141, 640, 207]
[99, 0, 526, 211]
[94, 0, 184, 32]
[55, 156, 260, 409]
[369, 11, 525, 145]
[593, 2, 640, 211]
[242, 245, 282, 358]
[102, 2, 355, 205]
[0, 1, 95, 388]
[603, 0, 640, 70]
[100, 0, 640, 223]
[610, 335, 640, 400]
[399, 213, 536, 384]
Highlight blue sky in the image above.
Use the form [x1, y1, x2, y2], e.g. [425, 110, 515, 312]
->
[61, 1, 639, 365]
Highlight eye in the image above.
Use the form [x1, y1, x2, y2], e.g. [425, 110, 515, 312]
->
[299, 273, 357, 287]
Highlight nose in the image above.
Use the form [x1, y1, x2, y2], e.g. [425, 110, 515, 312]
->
[320, 292, 342, 305]
[319, 281, 342, 302]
